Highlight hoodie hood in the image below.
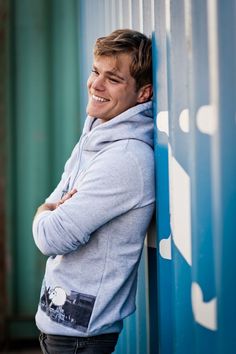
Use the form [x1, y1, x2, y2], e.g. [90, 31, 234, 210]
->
[82, 101, 153, 152]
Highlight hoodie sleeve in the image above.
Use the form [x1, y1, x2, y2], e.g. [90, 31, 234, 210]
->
[32, 150, 144, 256]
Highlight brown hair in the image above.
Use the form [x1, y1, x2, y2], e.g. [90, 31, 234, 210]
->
[94, 29, 152, 91]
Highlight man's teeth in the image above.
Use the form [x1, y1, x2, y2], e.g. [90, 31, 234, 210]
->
[92, 95, 108, 102]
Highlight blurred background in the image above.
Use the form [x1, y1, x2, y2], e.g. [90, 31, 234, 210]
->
[0, 0, 235, 353]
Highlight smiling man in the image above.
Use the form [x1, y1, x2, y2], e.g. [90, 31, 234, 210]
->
[87, 53, 151, 121]
[33, 29, 155, 354]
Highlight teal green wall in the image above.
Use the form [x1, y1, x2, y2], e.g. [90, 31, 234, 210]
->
[6, 0, 80, 339]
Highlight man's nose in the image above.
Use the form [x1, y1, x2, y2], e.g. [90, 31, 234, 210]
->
[91, 75, 105, 90]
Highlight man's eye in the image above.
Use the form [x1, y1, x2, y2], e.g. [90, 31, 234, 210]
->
[91, 69, 99, 75]
[109, 77, 119, 83]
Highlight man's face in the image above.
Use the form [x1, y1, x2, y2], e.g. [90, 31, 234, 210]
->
[86, 54, 143, 122]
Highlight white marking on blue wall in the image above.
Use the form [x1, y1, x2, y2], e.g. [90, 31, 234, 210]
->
[191, 282, 217, 331]
[168, 145, 192, 266]
[156, 110, 169, 135]
[165, 0, 171, 33]
[179, 108, 190, 133]
[196, 105, 217, 135]
[159, 234, 172, 260]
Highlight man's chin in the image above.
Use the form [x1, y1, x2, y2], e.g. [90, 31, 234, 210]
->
[86, 107, 95, 117]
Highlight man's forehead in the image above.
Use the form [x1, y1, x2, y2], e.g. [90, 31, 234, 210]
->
[93, 54, 131, 74]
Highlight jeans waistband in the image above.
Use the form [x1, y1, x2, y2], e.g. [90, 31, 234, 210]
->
[42, 332, 119, 342]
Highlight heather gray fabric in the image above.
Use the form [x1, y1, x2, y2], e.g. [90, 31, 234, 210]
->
[33, 101, 155, 337]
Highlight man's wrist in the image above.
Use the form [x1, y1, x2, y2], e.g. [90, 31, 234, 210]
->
[35, 203, 56, 218]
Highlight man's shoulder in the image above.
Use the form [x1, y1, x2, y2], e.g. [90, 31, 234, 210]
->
[94, 139, 154, 178]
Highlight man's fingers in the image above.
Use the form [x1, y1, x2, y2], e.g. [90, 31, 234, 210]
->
[57, 189, 78, 207]
[62, 189, 77, 202]
[69, 188, 77, 196]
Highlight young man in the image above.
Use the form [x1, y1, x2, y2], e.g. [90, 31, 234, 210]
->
[33, 29, 155, 354]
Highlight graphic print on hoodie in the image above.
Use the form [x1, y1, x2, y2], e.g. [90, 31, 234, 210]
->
[40, 281, 95, 331]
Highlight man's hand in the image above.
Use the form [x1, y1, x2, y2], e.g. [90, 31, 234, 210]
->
[34, 202, 57, 218]
[56, 188, 77, 208]
[34, 189, 77, 218]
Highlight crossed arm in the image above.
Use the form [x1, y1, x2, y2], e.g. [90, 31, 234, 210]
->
[32, 151, 145, 256]
[34, 188, 77, 218]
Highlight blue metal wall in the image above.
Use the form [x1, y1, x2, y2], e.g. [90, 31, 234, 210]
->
[77, 0, 236, 353]
[155, 1, 236, 353]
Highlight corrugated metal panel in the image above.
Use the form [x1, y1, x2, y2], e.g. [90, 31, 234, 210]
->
[0, 0, 9, 343]
[9, 0, 52, 338]
[77, 0, 107, 128]
[154, 0, 236, 353]
[121, 0, 132, 28]
[189, 1, 217, 353]
[76, 1, 236, 353]
[130, 0, 142, 30]
[153, 0, 173, 352]
[6, 0, 79, 339]
[212, 1, 236, 352]
[166, 0, 195, 352]
[4, 0, 236, 351]
[50, 0, 80, 183]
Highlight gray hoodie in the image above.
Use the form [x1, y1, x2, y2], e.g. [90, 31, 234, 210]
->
[33, 101, 155, 337]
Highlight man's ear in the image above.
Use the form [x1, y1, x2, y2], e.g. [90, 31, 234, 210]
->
[137, 84, 153, 103]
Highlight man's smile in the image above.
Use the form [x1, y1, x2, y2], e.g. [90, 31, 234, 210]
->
[92, 94, 110, 103]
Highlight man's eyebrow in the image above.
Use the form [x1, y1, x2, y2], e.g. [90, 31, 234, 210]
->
[105, 70, 125, 81]
[93, 65, 125, 81]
